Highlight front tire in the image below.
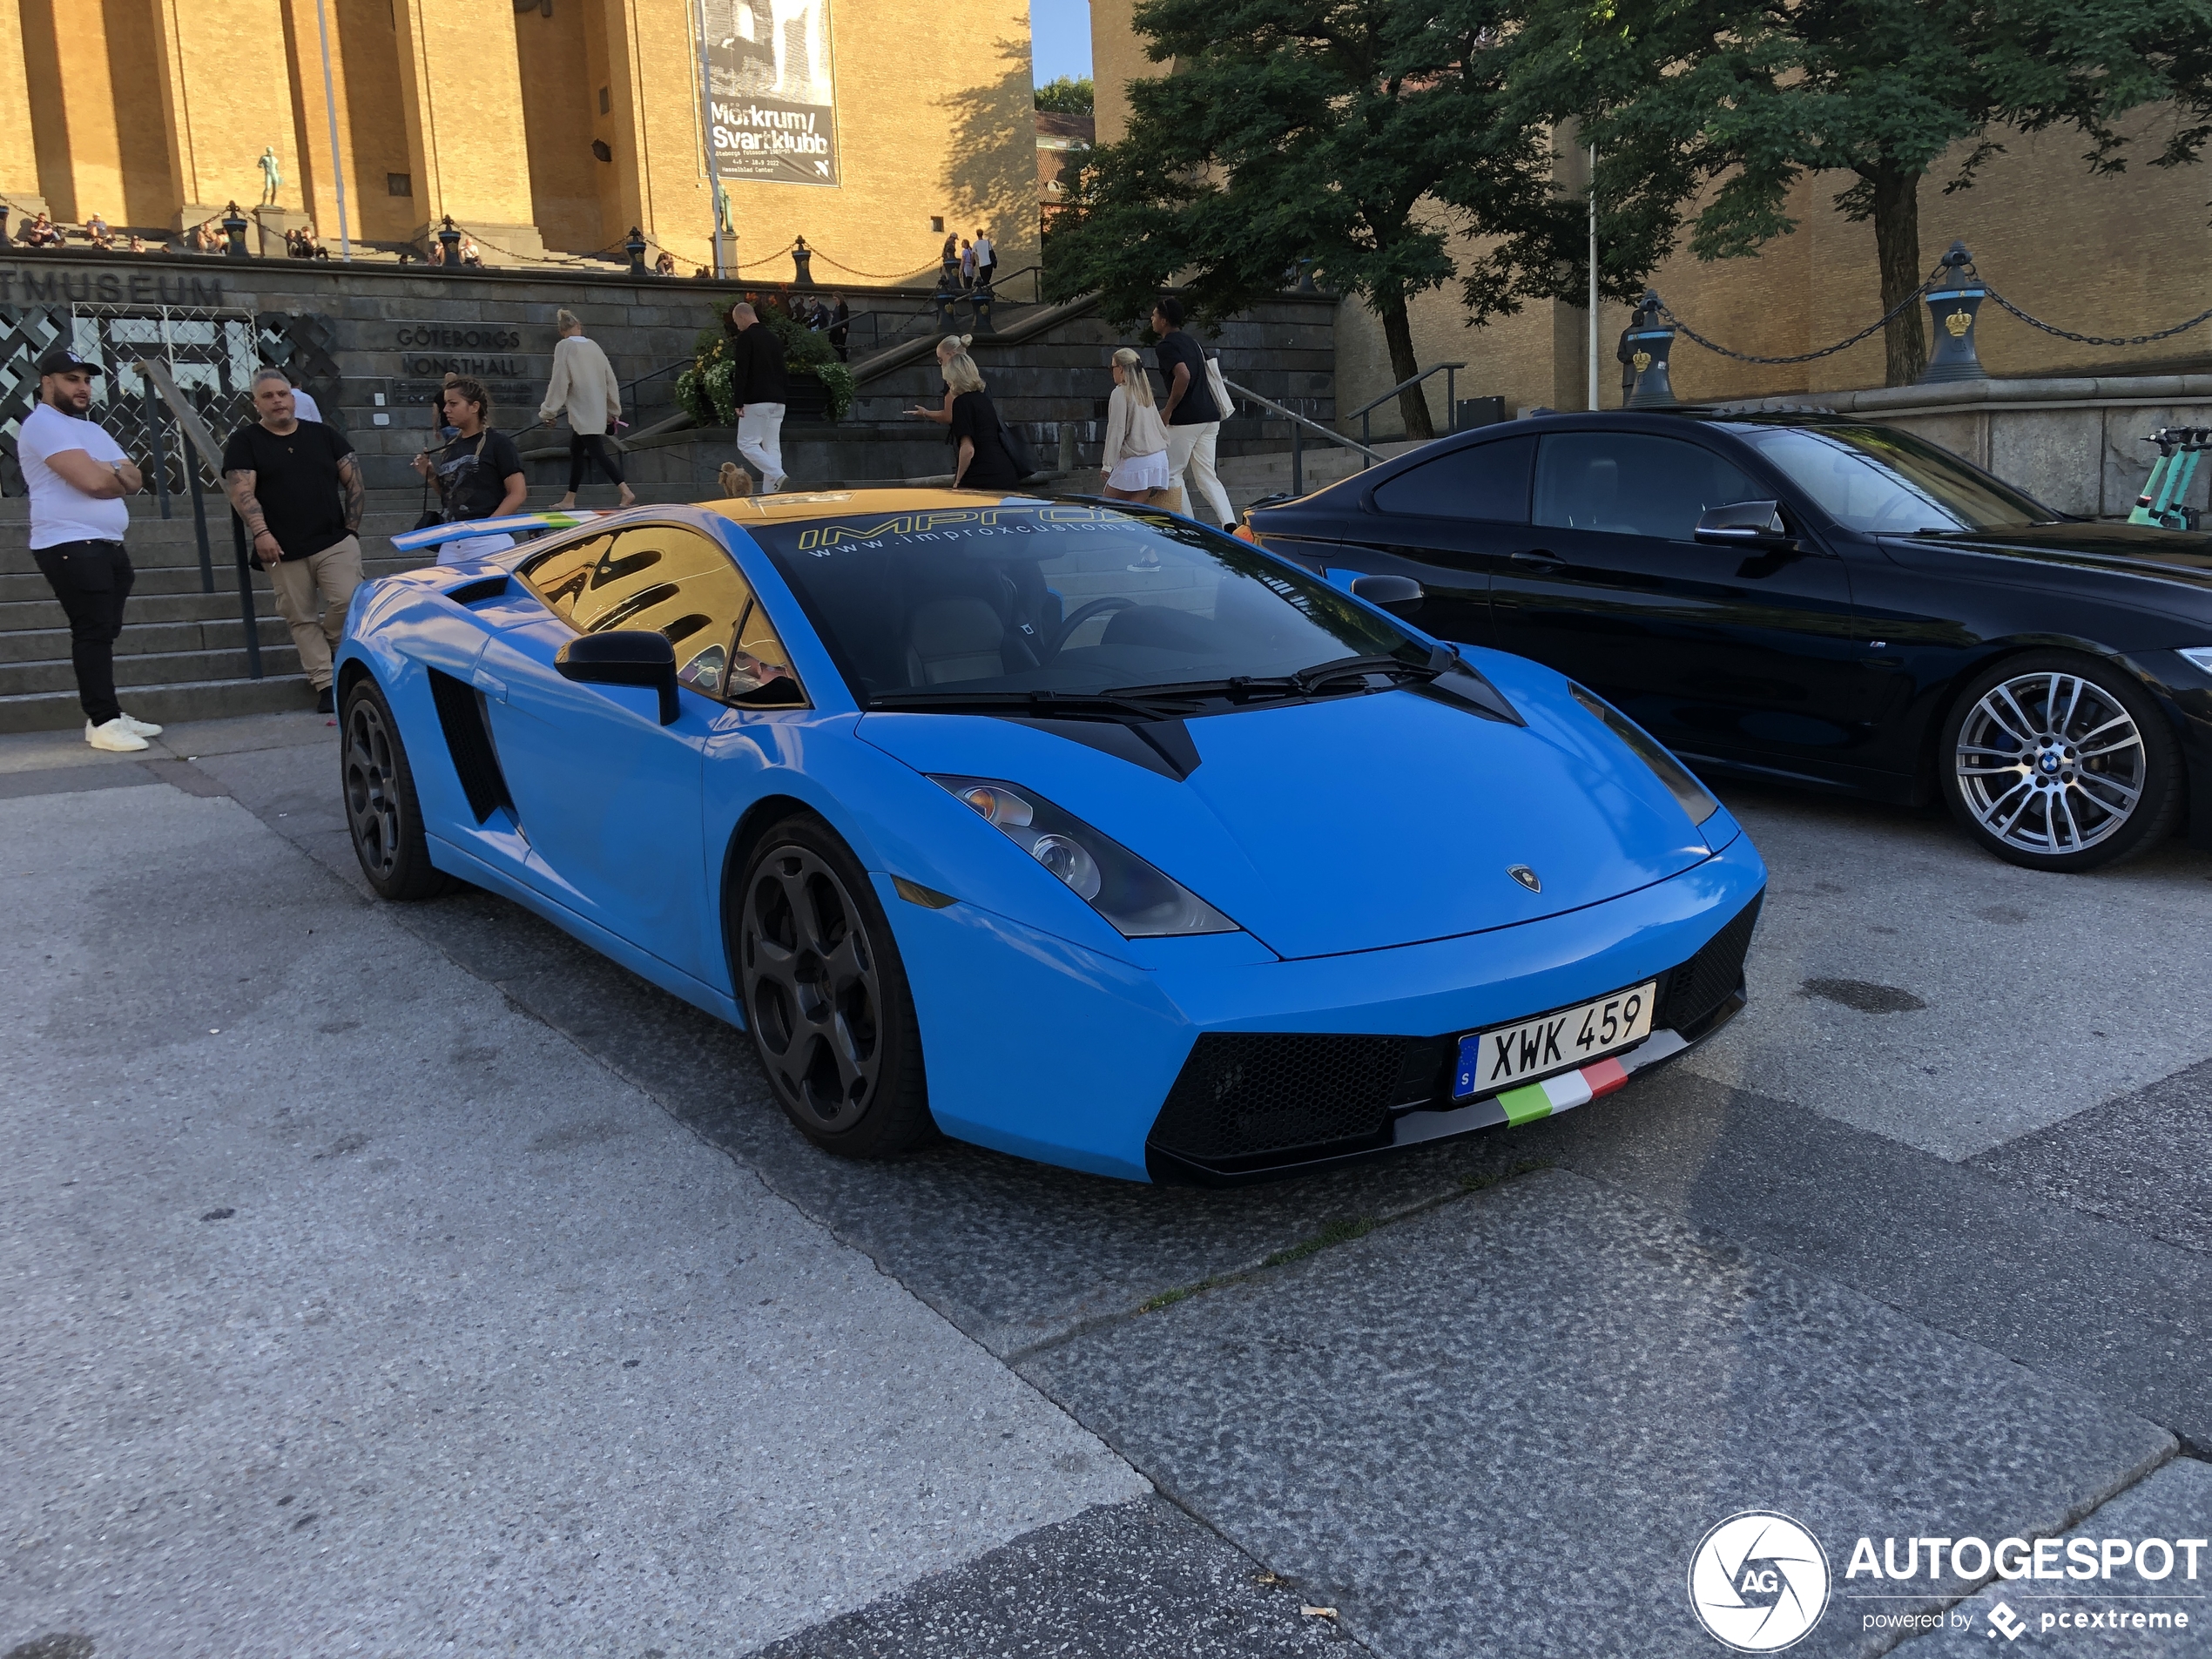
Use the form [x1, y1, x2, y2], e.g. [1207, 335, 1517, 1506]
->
[341, 678, 452, 900]
[735, 814, 932, 1157]
[1939, 651, 2182, 872]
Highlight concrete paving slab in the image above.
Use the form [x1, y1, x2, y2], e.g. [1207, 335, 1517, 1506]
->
[1688, 785, 2212, 1161]
[1018, 1168, 2177, 1659]
[1971, 1057, 2212, 1257]
[0, 710, 331, 776]
[1435, 1066, 2212, 1455]
[0, 786, 1146, 1659]
[752, 1498, 1352, 1658]
[1892, 1457, 2212, 1656]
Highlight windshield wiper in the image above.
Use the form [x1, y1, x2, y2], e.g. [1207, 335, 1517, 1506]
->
[868, 687, 1200, 722]
[1291, 649, 1449, 689]
[1105, 650, 1448, 706]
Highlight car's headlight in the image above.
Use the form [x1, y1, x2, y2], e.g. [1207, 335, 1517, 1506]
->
[2180, 646, 2212, 675]
[1568, 685, 1720, 826]
[932, 774, 1239, 937]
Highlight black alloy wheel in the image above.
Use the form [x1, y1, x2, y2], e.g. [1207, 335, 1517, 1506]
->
[1939, 651, 2182, 873]
[735, 814, 932, 1157]
[341, 679, 451, 900]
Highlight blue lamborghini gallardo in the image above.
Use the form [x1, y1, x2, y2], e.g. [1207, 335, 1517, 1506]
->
[337, 492, 1766, 1183]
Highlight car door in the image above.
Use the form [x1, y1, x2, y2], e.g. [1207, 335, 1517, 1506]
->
[1490, 428, 1867, 775]
[1327, 435, 1537, 649]
[474, 522, 762, 983]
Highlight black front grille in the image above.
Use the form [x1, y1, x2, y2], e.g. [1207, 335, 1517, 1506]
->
[1656, 894, 1762, 1035]
[1149, 1033, 1416, 1165]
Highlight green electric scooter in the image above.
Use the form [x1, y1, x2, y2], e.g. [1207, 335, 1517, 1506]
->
[2128, 426, 2207, 529]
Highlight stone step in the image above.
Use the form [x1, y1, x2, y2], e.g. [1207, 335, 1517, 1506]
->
[0, 556, 428, 604]
[0, 590, 276, 628]
[0, 642, 303, 699]
[0, 672, 317, 734]
[0, 614, 290, 665]
[0, 521, 431, 564]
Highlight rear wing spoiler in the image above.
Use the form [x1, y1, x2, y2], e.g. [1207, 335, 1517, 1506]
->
[390, 509, 608, 555]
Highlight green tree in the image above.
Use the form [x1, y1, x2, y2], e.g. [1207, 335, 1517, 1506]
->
[1035, 75, 1096, 114]
[1511, 0, 2212, 384]
[1046, 0, 1554, 438]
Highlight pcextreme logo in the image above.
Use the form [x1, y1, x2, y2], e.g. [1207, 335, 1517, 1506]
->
[1689, 1511, 1832, 1652]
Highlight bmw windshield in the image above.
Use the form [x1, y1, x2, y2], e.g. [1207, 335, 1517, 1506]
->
[1733, 423, 2060, 533]
[746, 502, 1435, 710]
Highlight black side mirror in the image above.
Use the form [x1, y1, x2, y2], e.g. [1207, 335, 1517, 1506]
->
[556, 630, 680, 725]
[1694, 500, 1793, 546]
[1350, 573, 1424, 614]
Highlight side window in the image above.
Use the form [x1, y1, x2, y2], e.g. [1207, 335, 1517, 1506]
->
[1370, 435, 1534, 522]
[1532, 433, 1758, 541]
[524, 524, 802, 705]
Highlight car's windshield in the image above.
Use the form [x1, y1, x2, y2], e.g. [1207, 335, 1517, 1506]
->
[745, 502, 1427, 705]
[1734, 423, 2057, 533]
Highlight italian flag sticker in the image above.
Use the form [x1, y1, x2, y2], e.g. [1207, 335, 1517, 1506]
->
[1496, 1056, 1632, 1126]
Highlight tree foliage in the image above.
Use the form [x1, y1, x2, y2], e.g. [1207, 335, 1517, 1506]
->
[1513, 0, 2212, 383]
[1035, 75, 1096, 114]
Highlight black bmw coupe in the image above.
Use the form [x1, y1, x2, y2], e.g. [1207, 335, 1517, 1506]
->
[1243, 410, 2212, 872]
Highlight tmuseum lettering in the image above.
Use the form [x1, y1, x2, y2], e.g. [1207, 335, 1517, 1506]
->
[0, 268, 223, 306]
[395, 327, 522, 350]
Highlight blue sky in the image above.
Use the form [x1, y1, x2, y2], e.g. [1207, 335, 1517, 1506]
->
[1030, 0, 1093, 84]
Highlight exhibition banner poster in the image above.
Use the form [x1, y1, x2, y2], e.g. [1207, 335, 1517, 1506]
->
[702, 0, 840, 187]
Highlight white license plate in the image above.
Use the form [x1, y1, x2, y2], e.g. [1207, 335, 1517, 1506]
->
[1459, 981, 1656, 1097]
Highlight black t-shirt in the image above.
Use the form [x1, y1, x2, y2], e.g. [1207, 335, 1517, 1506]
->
[1153, 330, 1219, 426]
[219, 419, 355, 560]
[948, 390, 1021, 489]
[432, 428, 525, 523]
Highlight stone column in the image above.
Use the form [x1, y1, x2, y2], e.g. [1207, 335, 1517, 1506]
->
[0, 0, 51, 219]
[145, 0, 307, 234]
[390, 0, 544, 262]
[594, 0, 718, 273]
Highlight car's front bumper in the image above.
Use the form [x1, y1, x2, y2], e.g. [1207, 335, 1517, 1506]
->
[881, 833, 1768, 1183]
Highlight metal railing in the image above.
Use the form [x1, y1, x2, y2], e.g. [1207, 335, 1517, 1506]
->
[1221, 378, 1382, 496]
[1344, 362, 1466, 447]
[133, 357, 261, 679]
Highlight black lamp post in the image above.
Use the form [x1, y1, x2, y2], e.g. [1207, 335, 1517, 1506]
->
[626, 226, 648, 276]
[221, 201, 250, 259]
[437, 215, 462, 270]
[0, 206, 11, 246]
[1919, 240, 1990, 383]
[1295, 258, 1318, 294]
[792, 235, 815, 288]
[1622, 290, 1681, 408]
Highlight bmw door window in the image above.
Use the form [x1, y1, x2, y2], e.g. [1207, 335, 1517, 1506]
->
[1731, 424, 2054, 532]
[1533, 434, 1758, 541]
[1370, 435, 1534, 520]
[747, 502, 1432, 703]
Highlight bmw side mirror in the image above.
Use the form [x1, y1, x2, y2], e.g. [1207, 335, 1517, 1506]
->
[1350, 573, 1424, 614]
[1695, 501, 1792, 546]
[556, 630, 681, 725]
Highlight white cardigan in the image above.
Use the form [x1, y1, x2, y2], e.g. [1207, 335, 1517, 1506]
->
[1101, 382, 1169, 470]
[539, 334, 622, 436]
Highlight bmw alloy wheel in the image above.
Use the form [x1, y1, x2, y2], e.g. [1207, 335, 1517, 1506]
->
[344, 696, 402, 884]
[742, 844, 884, 1131]
[1952, 670, 2146, 856]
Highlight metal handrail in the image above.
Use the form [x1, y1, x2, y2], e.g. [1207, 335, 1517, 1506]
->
[1221, 378, 1383, 497]
[1344, 362, 1466, 446]
[132, 358, 260, 678]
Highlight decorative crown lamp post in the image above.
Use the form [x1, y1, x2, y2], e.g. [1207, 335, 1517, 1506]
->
[792, 235, 816, 288]
[1296, 258, 1319, 293]
[625, 226, 648, 277]
[221, 201, 250, 259]
[437, 215, 462, 270]
[1622, 291, 1681, 408]
[1919, 241, 1989, 383]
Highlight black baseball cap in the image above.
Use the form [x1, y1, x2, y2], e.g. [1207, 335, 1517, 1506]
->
[35, 346, 103, 377]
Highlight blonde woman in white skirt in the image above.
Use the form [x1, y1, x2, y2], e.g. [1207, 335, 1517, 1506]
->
[1100, 347, 1172, 503]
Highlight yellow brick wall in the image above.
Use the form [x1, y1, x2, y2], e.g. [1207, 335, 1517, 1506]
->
[20, 0, 178, 229]
[389, 0, 542, 253]
[0, 0, 46, 215]
[145, 0, 305, 226]
[1089, 0, 1156, 148]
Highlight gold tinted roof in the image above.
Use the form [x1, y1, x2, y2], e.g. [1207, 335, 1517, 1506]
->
[701, 488, 1043, 524]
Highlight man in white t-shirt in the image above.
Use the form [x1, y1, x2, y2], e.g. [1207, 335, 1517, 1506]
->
[972, 228, 995, 290]
[17, 346, 159, 752]
[287, 381, 322, 425]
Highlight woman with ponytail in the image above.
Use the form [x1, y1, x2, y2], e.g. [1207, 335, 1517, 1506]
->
[1099, 347, 1171, 504]
[906, 335, 974, 428]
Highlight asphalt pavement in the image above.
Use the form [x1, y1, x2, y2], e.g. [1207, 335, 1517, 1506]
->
[2, 712, 2206, 1658]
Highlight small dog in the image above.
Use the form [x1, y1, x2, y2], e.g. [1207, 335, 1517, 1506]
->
[717, 462, 753, 498]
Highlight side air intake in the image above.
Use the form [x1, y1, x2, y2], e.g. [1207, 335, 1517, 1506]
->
[426, 668, 515, 824]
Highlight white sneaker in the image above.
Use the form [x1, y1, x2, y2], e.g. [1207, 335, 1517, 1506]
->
[86, 718, 149, 752]
[118, 712, 163, 737]
[764, 473, 787, 495]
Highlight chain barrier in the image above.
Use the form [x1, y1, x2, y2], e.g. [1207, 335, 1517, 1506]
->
[1662, 260, 1945, 365]
[1979, 284, 2212, 349]
[803, 246, 944, 282]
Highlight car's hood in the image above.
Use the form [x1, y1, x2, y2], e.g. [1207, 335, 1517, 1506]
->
[1881, 523, 2212, 595]
[857, 690, 1713, 960]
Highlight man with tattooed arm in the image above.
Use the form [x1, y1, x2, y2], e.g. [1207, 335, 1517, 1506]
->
[222, 368, 365, 714]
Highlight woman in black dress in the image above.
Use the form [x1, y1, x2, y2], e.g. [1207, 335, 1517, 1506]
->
[941, 347, 1022, 490]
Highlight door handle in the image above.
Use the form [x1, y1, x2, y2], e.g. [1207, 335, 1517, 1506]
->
[1509, 549, 1564, 568]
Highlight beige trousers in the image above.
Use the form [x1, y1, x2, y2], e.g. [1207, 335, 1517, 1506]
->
[1164, 422, 1233, 526]
[267, 535, 362, 690]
